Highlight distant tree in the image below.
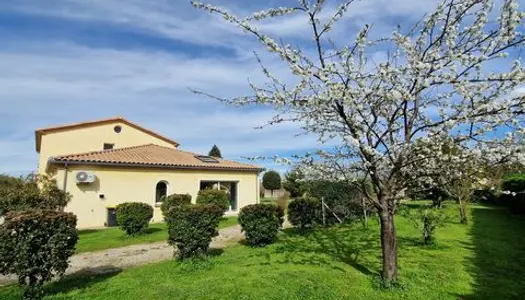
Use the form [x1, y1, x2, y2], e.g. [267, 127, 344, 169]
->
[208, 145, 222, 158]
[262, 170, 282, 197]
[283, 167, 306, 198]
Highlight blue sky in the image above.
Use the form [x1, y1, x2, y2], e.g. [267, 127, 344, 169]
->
[0, 0, 523, 175]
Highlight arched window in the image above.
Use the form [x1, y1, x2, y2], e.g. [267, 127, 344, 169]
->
[155, 181, 168, 203]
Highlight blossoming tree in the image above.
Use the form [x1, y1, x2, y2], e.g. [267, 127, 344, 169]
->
[192, 0, 525, 283]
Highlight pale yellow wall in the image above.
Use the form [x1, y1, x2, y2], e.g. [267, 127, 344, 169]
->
[52, 165, 260, 228]
[38, 122, 175, 173]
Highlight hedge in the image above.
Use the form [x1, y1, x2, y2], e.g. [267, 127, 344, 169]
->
[160, 193, 192, 216]
[238, 204, 284, 247]
[500, 174, 525, 216]
[166, 204, 223, 259]
[116, 202, 153, 235]
[0, 210, 78, 299]
[196, 189, 229, 212]
[303, 180, 370, 223]
[287, 197, 322, 230]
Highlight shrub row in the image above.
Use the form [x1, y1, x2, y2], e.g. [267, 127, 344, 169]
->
[238, 204, 284, 247]
[472, 173, 525, 216]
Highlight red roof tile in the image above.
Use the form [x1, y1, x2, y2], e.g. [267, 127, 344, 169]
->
[49, 144, 262, 172]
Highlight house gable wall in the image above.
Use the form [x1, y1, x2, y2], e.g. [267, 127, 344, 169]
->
[38, 122, 175, 173]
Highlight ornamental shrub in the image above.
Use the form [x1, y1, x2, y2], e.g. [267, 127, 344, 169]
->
[116, 202, 153, 235]
[0, 210, 78, 300]
[238, 204, 284, 247]
[400, 205, 448, 245]
[287, 197, 322, 230]
[166, 204, 223, 259]
[160, 193, 192, 216]
[196, 189, 229, 212]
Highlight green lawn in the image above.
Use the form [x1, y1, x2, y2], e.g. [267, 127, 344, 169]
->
[75, 216, 238, 253]
[1, 203, 524, 299]
[260, 197, 279, 203]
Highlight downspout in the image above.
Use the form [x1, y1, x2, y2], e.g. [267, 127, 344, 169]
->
[62, 162, 69, 194]
[60, 162, 69, 213]
[256, 172, 260, 204]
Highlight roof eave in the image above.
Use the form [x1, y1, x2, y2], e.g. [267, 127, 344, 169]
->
[48, 158, 264, 173]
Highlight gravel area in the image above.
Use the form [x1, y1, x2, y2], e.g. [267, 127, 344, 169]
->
[0, 224, 245, 286]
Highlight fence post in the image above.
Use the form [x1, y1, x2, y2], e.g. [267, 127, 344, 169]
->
[321, 197, 326, 226]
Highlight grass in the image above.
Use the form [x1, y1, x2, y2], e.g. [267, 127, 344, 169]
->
[1, 202, 524, 299]
[75, 216, 238, 253]
[260, 196, 279, 203]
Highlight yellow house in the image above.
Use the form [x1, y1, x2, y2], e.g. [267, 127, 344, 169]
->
[36, 117, 262, 228]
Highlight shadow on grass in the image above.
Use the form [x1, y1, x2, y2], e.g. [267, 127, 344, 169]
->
[457, 205, 525, 299]
[45, 266, 122, 296]
[142, 227, 163, 234]
[268, 226, 380, 276]
[78, 226, 164, 237]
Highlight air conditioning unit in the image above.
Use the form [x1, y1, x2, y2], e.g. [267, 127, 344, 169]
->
[75, 171, 96, 184]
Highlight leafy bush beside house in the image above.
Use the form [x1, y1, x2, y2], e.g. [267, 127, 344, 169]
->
[160, 193, 192, 216]
[166, 204, 223, 259]
[0, 210, 78, 299]
[196, 189, 229, 212]
[0, 175, 70, 217]
[238, 204, 284, 247]
[116, 202, 154, 236]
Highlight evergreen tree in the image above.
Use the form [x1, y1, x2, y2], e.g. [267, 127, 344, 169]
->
[208, 145, 222, 158]
[262, 170, 281, 197]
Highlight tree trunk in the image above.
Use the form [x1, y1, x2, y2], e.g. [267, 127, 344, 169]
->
[458, 197, 468, 224]
[379, 210, 397, 283]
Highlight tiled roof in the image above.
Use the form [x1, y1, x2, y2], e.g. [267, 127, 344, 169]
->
[35, 117, 179, 153]
[49, 144, 262, 172]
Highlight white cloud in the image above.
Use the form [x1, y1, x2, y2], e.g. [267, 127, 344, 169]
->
[3, 0, 521, 175]
[0, 41, 315, 174]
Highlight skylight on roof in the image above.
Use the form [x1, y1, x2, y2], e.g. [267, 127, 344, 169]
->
[195, 155, 219, 163]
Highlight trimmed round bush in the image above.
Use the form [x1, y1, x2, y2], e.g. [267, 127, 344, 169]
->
[196, 189, 229, 212]
[238, 204, 284, 247]
[0, 210, 78, 299]
[160, 193, 192, 216]
[287, 197, 321, 230]
[166, 204, 223, 259]
[116, 202, 153, 235]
